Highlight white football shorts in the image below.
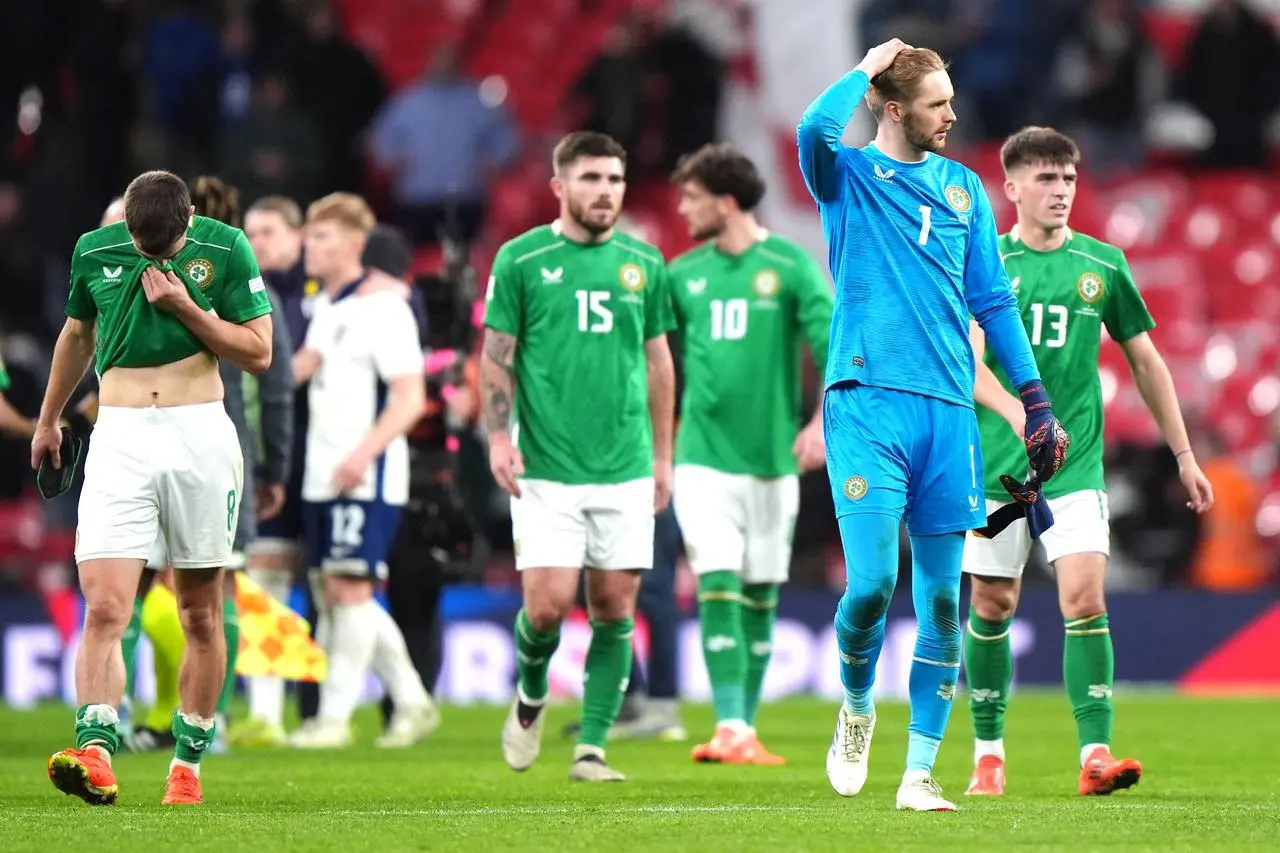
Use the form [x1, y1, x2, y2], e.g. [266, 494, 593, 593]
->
[76, 402, 243, 570]
[510, 477, 655, 571]
[962, 488, 1110, 579]
[673, 464, 799, 584]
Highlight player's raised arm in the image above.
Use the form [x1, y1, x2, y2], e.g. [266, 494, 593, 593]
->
[797, 39, 909, 203]
[962, 180, 1068, 483]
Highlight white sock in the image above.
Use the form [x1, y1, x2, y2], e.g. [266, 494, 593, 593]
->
[902, 768, 931, 785]
[170, 757, 200, 778]
[1081, 742, 1108, 767]
[246, 569, 293, 727]
[317, 602, 378, 724]
[368, 601, 430, 711]
[975, 738, 1005, 762]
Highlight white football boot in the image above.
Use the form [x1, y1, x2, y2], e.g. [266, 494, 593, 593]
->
[827, 706, 876, 797]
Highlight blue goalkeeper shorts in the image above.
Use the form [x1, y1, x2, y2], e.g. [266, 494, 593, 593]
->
[823, 381, 985, 536]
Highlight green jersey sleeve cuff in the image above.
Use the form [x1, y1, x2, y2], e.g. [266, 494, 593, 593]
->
[484, 316, 519, 336]
[224, 302, 273, 326]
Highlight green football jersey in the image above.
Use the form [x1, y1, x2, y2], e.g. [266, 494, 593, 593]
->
[0, 351, 9, 392]
[67, 216, 272, 376]
[978, 229, 1154, 500]
[483, 221, 676, 485]
[669, 233, 833, 477]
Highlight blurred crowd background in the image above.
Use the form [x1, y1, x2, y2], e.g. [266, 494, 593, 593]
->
[0, 0, 1278, 609]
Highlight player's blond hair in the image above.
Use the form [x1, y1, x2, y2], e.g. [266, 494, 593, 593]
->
[866, 48, 948, 119]
[306, 192, 375, 234]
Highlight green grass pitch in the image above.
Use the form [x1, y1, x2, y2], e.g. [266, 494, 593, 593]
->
[1, 692, 1277, 851]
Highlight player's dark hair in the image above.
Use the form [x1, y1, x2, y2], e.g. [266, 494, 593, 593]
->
[123, 170, 191, 258]
[191, 175, 242, 228]
[1000, 127, 1081, 173]
[552, 131, 627, 176]
[671, 143, 766, 212]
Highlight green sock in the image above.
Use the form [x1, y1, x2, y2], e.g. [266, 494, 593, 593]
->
[75, 703, 121, 754]
[740, 583, 779, 727]
[121, 598, 143, 698]
[964, 610, 1013, 741]
[514, 608, 561, 702]
[1064, 612, 1114, 753]
[172, 711, 216, 764]
[577, 618, 634, 751]
[698, 571, 747, 724]
[217, 593, 239, 718]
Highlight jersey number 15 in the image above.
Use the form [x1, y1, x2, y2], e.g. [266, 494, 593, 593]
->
[576, 290, 613, 333]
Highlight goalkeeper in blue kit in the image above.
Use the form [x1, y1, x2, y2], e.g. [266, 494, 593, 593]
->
[797, 40, 1069, 811]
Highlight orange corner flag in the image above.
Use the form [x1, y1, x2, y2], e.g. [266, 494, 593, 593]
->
[235, 573, 327, 683]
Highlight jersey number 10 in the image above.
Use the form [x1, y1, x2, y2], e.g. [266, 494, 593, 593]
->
[710, 298, 748, 341]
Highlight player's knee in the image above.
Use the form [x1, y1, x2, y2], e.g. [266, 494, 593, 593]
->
[82, 596, 134, 640]
[177, 598, 221, 644]
[970, 577, 1019, 622]
[585, 570, 642, 621]
[924, 585, 961, 638]
[835, 576, 895, 631]
[1059, 583, 1106, 620]
[524, 600, 567, 632]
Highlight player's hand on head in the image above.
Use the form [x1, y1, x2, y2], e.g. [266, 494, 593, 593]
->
[1178, 457, 1214, 514]
[30, 421, 62, 470]
[792, 420, 826, 473]
[857, 38, 912, 80]
[141, 265, 193, 314]
[653, 458, 673, 515]
[487, 433, 524, 498]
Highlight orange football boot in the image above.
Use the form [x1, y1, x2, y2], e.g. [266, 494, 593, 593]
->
[1078, 746, 1142, 796]
[162, 765, 203, 805]
[48, 747, 119, 805]
[692, 725, 786, 765]
[965, 755, 1006, 796]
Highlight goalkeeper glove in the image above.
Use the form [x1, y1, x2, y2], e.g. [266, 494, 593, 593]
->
[1017, 380, 1069, 483]
[998, 471, 1055, 539]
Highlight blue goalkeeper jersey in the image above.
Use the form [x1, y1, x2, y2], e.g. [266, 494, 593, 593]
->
[796, 69, 1038, 408]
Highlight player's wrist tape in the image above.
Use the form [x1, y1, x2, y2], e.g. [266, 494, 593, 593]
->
[1017, 380, 1051, 414]
[1174, 449, 1193, 459]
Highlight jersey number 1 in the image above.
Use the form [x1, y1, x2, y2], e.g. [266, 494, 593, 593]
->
[917, 205, 932, 246]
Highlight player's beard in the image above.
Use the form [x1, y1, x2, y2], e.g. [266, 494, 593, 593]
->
[690, 214, 726, 241]
[568, 197, 619, 236]
[904, 111, 948, 154]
